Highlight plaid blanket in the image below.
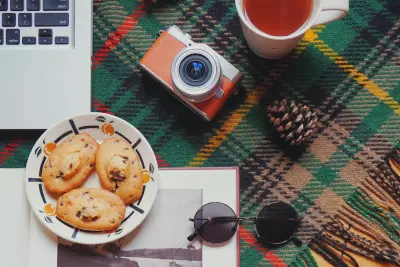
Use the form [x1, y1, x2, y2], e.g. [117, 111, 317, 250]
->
[1, 0, 400, 266]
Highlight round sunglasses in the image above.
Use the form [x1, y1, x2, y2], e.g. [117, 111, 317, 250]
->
[187, 201, 302, 245]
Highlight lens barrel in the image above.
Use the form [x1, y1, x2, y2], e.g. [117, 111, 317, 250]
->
[171, 45, 222, 102]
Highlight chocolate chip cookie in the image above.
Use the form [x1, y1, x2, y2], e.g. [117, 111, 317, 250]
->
[95, 138, 144, 205]
[56, 188, 126, 231]
[42, 133, 98, 195]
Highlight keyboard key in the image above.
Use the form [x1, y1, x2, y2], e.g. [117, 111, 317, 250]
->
[0, 0, 7, 11]
[39, 29, 52, 37]
[39, 37, 52, 45]
[27, 0, 40, 11]
[6, 29, 20, 45]
[35, 13, 69, 27]
[55, 36, 69, 44]
[0, 29, 3, 45]
[2, 14, 16, 27]
[10, 0, 24, 11]
[43, 0, 69, 11]
[19, 13, 33, 27]
[22, 36, 36, 45]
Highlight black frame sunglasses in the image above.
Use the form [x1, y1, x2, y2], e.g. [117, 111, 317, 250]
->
[188, 201, 302, 246]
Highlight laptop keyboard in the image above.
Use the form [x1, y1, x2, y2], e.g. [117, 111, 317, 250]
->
[0, 0, 73, 47]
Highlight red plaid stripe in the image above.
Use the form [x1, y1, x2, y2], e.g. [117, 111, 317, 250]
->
[240, 226, 287, 267]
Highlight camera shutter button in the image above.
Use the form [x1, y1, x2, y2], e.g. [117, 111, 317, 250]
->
[184, 33, 192, 40]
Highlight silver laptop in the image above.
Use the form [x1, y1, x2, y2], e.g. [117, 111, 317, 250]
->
[0, 0, 92, 129]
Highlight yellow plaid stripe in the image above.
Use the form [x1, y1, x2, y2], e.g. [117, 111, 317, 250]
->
[307, 29, 400, 116]
[188, 30, 318, 166]
[189, 26, 400, 167]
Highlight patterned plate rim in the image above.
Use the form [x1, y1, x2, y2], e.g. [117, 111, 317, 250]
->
[24, 112, 159, 245]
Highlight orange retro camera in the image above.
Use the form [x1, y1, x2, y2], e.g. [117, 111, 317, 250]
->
[139, 26, 243, 121]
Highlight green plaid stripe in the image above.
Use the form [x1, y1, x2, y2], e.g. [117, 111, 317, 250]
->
[1, 0, 400, 265]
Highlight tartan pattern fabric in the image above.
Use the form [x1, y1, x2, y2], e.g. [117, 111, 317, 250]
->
[1, 0, 400, 265]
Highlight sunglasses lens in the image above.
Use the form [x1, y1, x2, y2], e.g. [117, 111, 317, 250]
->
[194, 202, 237, 244]
[255, 202, 298, 245]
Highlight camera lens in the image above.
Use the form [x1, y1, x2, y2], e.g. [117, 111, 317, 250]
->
[186, 61, 206, 81]
[171, 45, 222, 103]
[179, 54, 213, 87]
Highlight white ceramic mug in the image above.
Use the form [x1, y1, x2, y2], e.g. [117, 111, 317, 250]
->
[235, 0, 349, 59]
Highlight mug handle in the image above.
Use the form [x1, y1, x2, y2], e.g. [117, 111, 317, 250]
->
[313, 0, 349, 26]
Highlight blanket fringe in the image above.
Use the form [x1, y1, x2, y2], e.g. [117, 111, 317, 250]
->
[289, 247, 319, 267]
[300, 247, 319, 267]
[309, 148, 400, 266]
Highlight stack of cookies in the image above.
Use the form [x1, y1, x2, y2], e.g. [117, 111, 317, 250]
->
[42, 133, 144, 231]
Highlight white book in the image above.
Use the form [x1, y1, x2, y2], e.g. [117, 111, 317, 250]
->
[0, 168, 239, 267]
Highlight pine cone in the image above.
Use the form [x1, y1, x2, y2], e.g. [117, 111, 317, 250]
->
[267, 99, 319, 145]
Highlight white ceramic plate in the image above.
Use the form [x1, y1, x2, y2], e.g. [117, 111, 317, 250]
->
[25, 113, 159, 245]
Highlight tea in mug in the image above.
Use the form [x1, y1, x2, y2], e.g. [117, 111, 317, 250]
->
[244, 0, 313, 36]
